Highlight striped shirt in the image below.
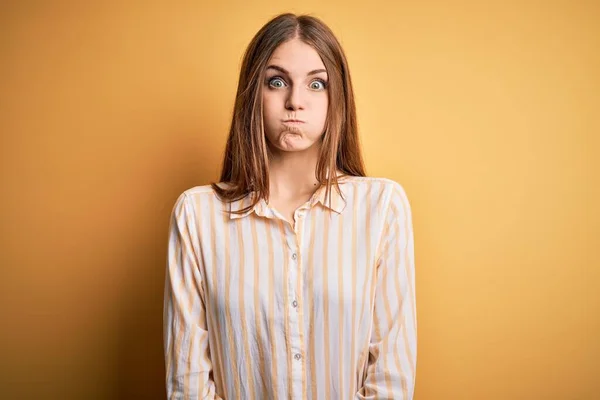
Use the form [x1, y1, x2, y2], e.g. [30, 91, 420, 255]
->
[163, 176, 417, 399]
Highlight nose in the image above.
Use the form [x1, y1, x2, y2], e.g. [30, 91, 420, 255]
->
[285, 85, 305, 111]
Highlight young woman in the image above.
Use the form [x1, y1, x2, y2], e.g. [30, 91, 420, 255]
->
[164, 12, 416, 399]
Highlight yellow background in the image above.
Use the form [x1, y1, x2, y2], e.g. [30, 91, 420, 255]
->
[1, 1, 598, 399]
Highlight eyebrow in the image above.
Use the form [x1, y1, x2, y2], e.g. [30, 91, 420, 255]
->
[266, 65, 327, 77]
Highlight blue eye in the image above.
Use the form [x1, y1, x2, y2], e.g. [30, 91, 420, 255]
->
[268, 77, 286, 88]
[310, 79, 327, 90]
[266, 76, 328, 90]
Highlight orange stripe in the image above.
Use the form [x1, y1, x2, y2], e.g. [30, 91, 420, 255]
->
[266, 220, 279, 390]
[377, 206, 396, 398]
[164, 280, 174, 387]
[223, 202, 241, 395]
[369, 214, 390, 399]
[236, 218, 255, 397]
[337, 207, 345, 394]
[181, 199, 205, 396]
[349, 184, 358, 400]
[394, 211, 408, 390]
[323, 211, 332, 400]
[395, 193, 417, 381]
[295, 215, 307, 400]
[386, 198, 411, 398]
[381, 244, 395, 396]
[396, 188, 417, 329]
[277, 220, 293, 400]
[372, 312, 382, 399]
[183, 196, 202, 397]
[394, 188, 417, 325]
[185, 323, 196, 397]
[364, 214, 388, 394]
[391, 209, 412, 394]
[369, 257, 382, 398]
[308, 209, 319, 399]
[208, 195, 226, 396]
[357, 182, 373, 390]
[171, 230, 186, 391]
[251, 216, 268, 393]
[382, 202, 401, 396]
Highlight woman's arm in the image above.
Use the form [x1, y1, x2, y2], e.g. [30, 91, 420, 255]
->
[356, 182, 417, 399]
[163, 192, 223, 400]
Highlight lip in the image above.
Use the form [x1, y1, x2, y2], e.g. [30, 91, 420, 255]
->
[283, 119, 305, 123]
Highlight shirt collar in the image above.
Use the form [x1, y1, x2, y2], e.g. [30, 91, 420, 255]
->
[228, 176, 348, 220]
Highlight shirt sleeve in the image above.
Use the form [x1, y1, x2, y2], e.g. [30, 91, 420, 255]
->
[163, 192, 223, 400]
[356, 182, 417, 399]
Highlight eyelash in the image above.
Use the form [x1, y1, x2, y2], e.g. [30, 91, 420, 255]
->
[266, 76, 328, 90]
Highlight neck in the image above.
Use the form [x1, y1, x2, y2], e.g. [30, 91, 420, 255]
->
[268, 142, 322, 199]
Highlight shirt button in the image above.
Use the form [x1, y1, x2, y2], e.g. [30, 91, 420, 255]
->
[292, 300, 298, 307]
[294, 353, 302, 360]
[292, 253, 297, 260]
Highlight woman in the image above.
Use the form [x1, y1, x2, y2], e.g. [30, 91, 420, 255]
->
[163, 12, 416, 400]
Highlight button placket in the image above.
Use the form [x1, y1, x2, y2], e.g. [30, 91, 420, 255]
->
[286, 216, 306, 397]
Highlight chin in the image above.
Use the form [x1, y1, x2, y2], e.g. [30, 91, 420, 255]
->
[284, 139, 321, 152]
[268, 139, 310, 153]
[279, 144, 310, 152]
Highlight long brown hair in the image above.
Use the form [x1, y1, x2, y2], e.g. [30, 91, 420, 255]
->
[211, 13, 366, 215]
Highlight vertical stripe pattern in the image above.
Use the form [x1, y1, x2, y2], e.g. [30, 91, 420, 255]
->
[163, 176, 417, 399]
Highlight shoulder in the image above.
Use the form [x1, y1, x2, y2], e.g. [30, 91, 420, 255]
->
[341, 176, 413, 223]
[339, 176, 410, 202]
[171, 183, 230, 211]
[177, 182, 232, 199]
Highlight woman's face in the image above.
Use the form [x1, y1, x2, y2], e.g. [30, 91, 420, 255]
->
[262, 38, 329, 153]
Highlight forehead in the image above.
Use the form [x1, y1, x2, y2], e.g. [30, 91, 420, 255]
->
[267, 38, 326, 74]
